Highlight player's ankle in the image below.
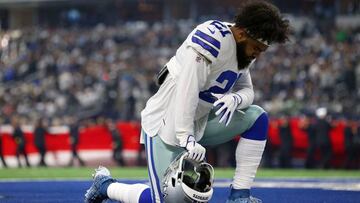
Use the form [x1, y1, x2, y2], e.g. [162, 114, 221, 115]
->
[228, 188, 250, 199]
[100, 179, 115, 197]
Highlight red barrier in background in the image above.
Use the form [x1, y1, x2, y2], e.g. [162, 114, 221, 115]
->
[0, 120, 346, 158]
[1, 122, 141, 156]
[268, 118, 346, 160]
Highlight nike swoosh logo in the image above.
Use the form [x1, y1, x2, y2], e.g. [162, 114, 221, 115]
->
[207, 27, 215, 34]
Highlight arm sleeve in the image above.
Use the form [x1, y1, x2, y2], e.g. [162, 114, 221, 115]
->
[232, 69, 254, 109]
[175, 47, 210, 147]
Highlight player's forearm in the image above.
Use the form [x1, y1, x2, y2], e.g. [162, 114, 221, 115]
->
[233, 70, 254, 109]
[174, 65, 200, 146]
[174, 96, 198, 146]
[175, 95, 197, 147]
[174, 48, 209, 147]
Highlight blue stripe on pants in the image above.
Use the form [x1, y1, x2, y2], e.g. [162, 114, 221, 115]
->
[145, 133, 164, 203]
[241, 112, 268, 141]
[144, 134, 156, 203]
[191, 36, 219, 57]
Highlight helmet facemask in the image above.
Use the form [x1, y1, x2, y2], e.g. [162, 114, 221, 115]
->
[182, 161, 213, 193]
[163, 152, 214, 203]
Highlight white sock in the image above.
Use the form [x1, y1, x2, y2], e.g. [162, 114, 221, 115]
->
[232, 138, 266, 189]
[107, 183, 149, 203]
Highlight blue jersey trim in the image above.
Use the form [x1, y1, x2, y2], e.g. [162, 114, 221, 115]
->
[191, 36, 219, 58]
[194, 30, 221, 49]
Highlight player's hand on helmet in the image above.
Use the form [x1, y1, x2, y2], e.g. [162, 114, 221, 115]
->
[184, 136, 206, 162]
[213, 93, 245, 126]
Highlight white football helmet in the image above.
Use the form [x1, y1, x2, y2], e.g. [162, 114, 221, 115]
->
[163, 152, 214, 203]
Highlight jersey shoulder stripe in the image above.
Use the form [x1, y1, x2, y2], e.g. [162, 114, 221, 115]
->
[191, 35, 219, 58]
[194, 30, 221, 49]
[187, 20, 233, 63]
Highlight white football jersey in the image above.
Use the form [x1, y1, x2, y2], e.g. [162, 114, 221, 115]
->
[141, 20, 254, 146]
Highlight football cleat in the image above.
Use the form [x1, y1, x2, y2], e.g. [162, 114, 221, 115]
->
[226, 196, 262, 203]
[84, 166, 116, 203]
[226, 188, 262, 203]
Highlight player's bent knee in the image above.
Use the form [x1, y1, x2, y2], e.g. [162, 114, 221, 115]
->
[247, 105, 266, 117]
[241, 106, 268, 141]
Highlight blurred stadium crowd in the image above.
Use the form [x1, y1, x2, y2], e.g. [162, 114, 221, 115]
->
[0, 0, 359, 168]
[0, 20, 359, 123]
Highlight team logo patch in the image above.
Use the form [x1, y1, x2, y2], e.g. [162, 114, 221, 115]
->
[196, 56, 202, 63]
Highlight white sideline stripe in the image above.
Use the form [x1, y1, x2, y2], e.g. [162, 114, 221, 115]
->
[213, 180, 360, 191]
[1, 179, 359, 191]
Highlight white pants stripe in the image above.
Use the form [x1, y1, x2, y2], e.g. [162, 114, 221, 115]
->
[145, 133, 164, 203]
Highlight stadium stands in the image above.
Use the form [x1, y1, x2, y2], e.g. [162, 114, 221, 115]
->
[0, 0, 359, 168]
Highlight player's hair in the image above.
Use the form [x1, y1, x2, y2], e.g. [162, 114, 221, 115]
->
[234, 0, 291, 44]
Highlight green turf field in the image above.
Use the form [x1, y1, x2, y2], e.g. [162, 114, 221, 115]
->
[0, 167, 359, 179]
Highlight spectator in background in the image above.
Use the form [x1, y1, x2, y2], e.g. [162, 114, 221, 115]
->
[11, 116, 30, 167]
[344, 118, 360, 169]
[278, 115, 293, 168]
[262, 137, 274, 168]
[343, 63, 357, 94]
[206, 141, 236, 168]
[34, 118, 48, 167]
[119, 74, 137, 121]
[105, 119, 123, 166]
[301, 114, 317, 169]
[0, 135, 7, 168]
[315, 108, 333, 169]
[68, 117, 85, 166]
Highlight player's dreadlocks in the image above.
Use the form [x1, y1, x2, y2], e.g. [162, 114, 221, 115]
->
[234, 0, 291, 44]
